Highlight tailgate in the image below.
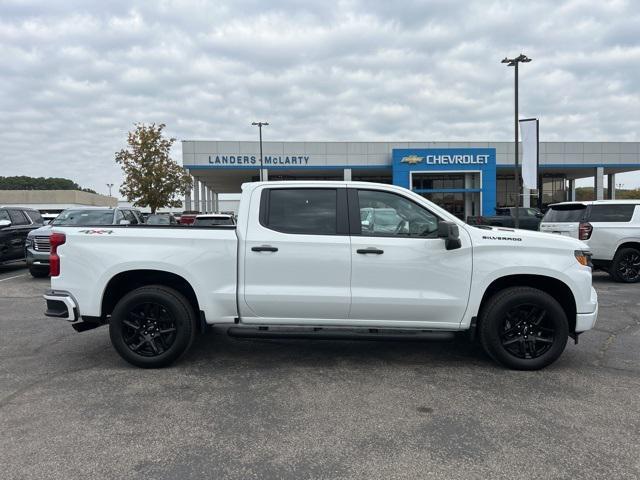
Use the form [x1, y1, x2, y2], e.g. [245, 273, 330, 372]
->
[539, 222, 580, 238]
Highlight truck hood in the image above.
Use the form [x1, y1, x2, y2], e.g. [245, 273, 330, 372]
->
[464, 224, 590, 251]
[27, 225, 53, 238]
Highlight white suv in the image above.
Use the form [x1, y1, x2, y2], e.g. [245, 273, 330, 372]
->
[540, 200, 640, 283]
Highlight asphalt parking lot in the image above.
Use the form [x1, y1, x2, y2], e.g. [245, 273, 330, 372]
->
[1, 264, 639, 480]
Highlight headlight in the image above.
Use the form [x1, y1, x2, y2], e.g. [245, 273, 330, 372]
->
[25, 237, 33, 247]
[575, 250, 593, 268]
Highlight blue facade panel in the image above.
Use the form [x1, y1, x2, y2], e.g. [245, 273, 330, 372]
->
[392, 148, 497, 215]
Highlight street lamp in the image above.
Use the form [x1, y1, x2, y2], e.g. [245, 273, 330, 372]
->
[502, 53, 532, 229]
[251, 122, 269, 182]
[106, 183, 114, 197]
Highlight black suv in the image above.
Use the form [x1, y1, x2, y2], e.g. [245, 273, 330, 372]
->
[0, 207, 44, 266]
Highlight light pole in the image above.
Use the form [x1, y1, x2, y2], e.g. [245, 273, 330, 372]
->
[106, 183, 114, 197]
[502, 53, 532, 229]
[251, 122, 269, 181]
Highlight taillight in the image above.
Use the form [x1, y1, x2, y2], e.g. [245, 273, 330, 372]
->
[49, 232, 66, 277]
[579, 222, 593, 240]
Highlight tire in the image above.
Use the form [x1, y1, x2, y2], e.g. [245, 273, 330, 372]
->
[29, 267, 49, 278]
[109, 285, 197, 368]
[609, 247, 640, 283]
[479, 287, 569, 370]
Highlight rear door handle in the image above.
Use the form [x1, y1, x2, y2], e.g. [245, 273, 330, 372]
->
[357, 248, 384, 255]
[251, 245, 278, 252]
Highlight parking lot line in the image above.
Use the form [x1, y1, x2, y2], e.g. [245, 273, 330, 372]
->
[0, 274, 27, 282]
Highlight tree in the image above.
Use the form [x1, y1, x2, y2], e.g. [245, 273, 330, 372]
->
[115, 123, 192, 213]
[0, 175, 93, 191]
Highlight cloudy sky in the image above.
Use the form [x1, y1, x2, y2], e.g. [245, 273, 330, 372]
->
[1, 0, 640, 194]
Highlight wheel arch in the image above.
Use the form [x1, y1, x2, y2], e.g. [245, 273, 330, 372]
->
[615, 241, 640, 255]
[477, 274, 577, 333]
[101, 269, 201, 320]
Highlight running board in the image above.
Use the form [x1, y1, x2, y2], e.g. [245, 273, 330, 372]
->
[227, 327, 456, 342]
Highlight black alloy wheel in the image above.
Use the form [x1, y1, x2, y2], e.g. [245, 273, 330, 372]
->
[613, 248, 640, 283]
[500, 304, 555, 360]
[109, 286, 197, 368]
[479, 286, 569, 370]
[121, 302, 178, 357]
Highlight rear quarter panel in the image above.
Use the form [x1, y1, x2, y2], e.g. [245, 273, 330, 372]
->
[51, 226, 238, 323]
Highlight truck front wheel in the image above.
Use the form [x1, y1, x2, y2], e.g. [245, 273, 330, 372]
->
[109, 286, 197, 368]
[479, 287, 569, 370]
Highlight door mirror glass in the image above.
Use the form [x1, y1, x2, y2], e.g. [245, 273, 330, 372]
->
[0, 219, 11, 228]
[437, 221, 462, 250]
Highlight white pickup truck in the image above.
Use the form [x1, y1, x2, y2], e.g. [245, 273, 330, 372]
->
[44, 181, 598, 370]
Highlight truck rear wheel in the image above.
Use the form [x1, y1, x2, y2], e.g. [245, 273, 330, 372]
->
[479, 287, 568, 370]
[610, 247, 640, 283]
[109, 286, 197, 368]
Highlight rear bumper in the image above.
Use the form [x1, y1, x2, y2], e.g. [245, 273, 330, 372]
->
[43, 290, 78, 322]
[575, 287, 598, 332]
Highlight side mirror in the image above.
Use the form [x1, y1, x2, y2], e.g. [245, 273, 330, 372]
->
[119, 220, 130, 225]
[437, 221, 462, 250]
[536, 212, 544, 219]
[0, 219, 11, 228]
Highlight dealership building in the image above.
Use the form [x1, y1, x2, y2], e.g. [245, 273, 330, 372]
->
[182, 141, 640, 218]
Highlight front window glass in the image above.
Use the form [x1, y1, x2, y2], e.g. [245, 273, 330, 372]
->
[357, 190, 439, 237]
[52, 210, 115, 225]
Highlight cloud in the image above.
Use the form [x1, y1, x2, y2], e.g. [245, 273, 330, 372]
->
[0, 0, 639, 193]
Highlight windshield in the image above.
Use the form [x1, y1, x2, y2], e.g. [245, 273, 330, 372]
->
[542, 204, 587, 223]
[193, 217, 234, 226]
[52, 210, 114, 225]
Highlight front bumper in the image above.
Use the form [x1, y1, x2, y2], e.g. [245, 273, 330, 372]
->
[26, 248, 50, 268]
[575, 286, 598, 332]
[43, 290, 79, 322]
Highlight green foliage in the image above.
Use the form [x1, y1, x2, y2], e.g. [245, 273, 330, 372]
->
[575, 187, 640, 201]
[0, 175, 94, 192]
[115, 123, 192, 214]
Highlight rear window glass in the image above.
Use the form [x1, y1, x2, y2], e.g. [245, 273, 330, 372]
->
[543, 204, 587, 223]
[266, 189, 337, 235]
[587, 205, 636, 222]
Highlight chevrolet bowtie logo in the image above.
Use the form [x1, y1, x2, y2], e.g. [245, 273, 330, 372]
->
[400, 155, 424, 164]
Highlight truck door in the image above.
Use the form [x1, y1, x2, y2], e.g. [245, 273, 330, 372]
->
[242, 186, 352, 322]
[348, 188, 473, 327]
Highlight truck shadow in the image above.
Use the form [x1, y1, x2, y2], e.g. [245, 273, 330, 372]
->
[187, 327, 492, 370]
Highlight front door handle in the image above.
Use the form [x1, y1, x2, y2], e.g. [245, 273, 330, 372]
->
[357, 248, 384, 255]
[251, 245, 278, 252]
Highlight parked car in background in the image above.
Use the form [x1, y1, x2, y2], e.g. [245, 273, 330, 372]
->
[467, 207, 544, 231]
[146, 213, 178, 225]
[26, 207, 144, 278]
[540, 200, 640, 282]
[0, 207, 44, 267]
[178, 211, 200, 225]
[192, 214, 236, 226]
